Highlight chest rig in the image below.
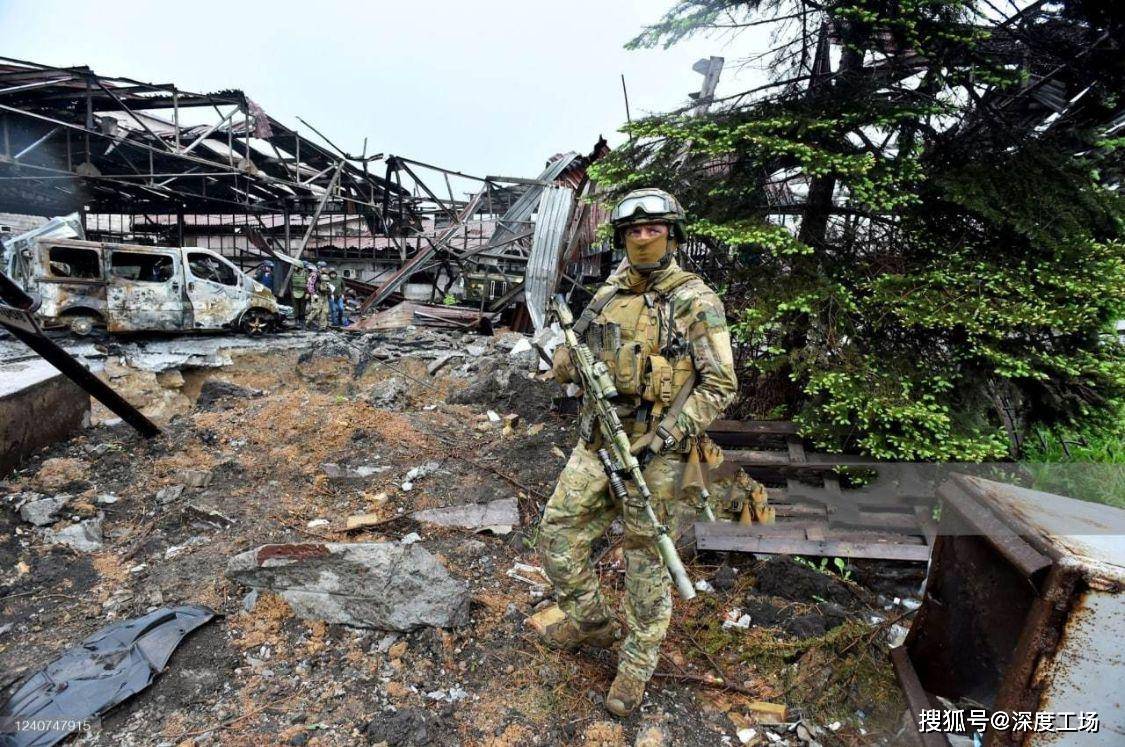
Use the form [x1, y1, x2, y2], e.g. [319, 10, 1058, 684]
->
[574, 276, 697, 445]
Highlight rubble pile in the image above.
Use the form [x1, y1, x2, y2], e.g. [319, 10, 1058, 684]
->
[0, 326, 915, 745]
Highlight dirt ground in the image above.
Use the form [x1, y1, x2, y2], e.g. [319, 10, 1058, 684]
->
[0, 329, 920, 746]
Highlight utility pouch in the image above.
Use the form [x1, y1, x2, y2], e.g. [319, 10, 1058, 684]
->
[670, 355, 695, 393]
[613, 341, 644, 396]
[643, 355, 674, 405]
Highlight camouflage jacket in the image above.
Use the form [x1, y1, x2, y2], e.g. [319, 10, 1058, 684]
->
[578, 260, 737, 445]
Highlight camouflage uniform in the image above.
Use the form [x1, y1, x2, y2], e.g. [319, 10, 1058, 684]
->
[309, 273, 331, 330]
[539, 259, 737, 682]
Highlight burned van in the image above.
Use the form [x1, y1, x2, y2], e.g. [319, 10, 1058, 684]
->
[3, 218, 282, 335]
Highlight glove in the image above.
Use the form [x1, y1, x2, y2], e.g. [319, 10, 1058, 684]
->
[552, 346, 576, 384]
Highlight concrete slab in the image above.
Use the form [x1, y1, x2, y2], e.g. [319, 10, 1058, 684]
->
[1, 357, 89, 476]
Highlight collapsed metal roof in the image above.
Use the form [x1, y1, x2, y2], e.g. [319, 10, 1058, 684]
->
[0, 56, 415, 226]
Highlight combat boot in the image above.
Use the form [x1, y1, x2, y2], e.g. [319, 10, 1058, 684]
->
[541, 615, 621, 652]
[605, 670, 646, 717]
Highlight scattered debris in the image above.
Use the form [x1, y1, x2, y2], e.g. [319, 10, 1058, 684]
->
[45, 516, 104, 552]
[364, 376, 408, 409]
[183, 504, 235, 528]
[17, 494, 68, 526]
[322, 462, 387, 482]
[411, 497, 519, 534]
[178, 469, 213, 489]
[747, 701, 788, 725]
[524, 604, 567, 637]
[155, 484, 184, 504]
[225, 542, 470, 630]
[722, 609, 752, 630]
[0, 605, 214, 747]
[344, 513, 383, 532]
[196, 379, 260, 410]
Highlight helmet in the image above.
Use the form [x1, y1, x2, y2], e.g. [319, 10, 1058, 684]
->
[317, 260, 328, 268]
[610, 188, 687, 248]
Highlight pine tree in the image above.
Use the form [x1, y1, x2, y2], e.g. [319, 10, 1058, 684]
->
[590, 0, 1125, 460]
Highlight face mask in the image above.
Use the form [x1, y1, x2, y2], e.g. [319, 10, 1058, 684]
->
[625, 233, 670, 272]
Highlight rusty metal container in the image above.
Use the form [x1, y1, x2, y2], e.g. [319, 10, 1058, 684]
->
[893, 474, 1124, 745]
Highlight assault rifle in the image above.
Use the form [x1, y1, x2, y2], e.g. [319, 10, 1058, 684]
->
[552, 295, 696, 600]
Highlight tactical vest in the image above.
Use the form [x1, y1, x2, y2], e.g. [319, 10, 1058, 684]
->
[575, 270, 701, 443]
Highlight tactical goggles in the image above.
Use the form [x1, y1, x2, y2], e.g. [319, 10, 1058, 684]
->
[611, 193, 676, 222]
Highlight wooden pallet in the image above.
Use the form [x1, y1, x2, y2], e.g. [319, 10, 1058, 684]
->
[699, 420, 938, 561]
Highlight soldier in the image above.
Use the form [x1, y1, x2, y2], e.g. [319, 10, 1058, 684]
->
[327, 268, 346, 326]
[308, 262, 331, 331]
[289, 262, 310, 327]
[538, 188, 738, 717]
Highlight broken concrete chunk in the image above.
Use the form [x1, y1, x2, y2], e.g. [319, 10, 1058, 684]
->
[95, 493, 119, 505]
[322, 462, 388, 482]
[179, 469, 213, 489]
[411, 498, 519, 534]
[19, 494, 69, 526]
[524, 604, 566, 636]
[508, 338, 533, 358]
[46, 516, 104, 552]
[365, 377, 408, 409]
[427, 353, 461, 376]
[225, 542, 470, 630]
[183, 503, 234, 528]
[405, 461, 442, 482]
[156, 484, 185, 504]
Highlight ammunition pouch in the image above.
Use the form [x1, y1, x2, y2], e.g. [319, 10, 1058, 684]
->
[613, 341, 644, 397]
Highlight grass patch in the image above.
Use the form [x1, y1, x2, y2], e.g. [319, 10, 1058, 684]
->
[1020, 405, 1125, 507]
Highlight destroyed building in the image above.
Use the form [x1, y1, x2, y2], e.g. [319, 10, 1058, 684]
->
[0, 57, 616, 333]
[2, 5, 1124, 741]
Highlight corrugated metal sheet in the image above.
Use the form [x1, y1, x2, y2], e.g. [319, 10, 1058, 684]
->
[482, 152, 578, 255]
[524, 186, 574, 331]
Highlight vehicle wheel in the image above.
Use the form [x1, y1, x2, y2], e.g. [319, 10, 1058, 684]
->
[68, 314, 99, 336]
[240, 309, 271, 336]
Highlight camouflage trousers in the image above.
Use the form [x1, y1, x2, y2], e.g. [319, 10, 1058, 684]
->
[308, 296, 329, 329]
[538, 441, 691, 682]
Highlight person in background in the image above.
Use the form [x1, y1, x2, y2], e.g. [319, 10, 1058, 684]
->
[327, 268, 347, 327]
[255, 262, 274, 295]
[308, 263, 332, 330]
[290, 262, 310, 327]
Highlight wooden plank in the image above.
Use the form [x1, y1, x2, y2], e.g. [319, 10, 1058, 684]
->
[726, 449, 880, 469]
[694, 522, 932, 561]
[696, 521, 928, 541]
[786, 434, 807, 464]
[708, 419, 798, 437]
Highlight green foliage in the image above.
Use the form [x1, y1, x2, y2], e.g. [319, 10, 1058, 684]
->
[441, 292, 457, 306]
[1021, 404, 1125, 507]
[595, 0, 1125, 461]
